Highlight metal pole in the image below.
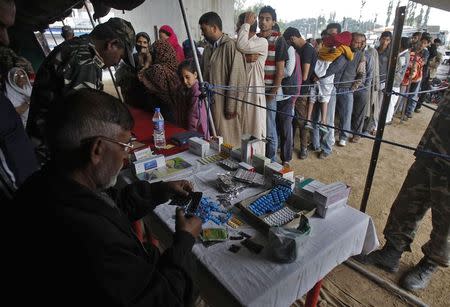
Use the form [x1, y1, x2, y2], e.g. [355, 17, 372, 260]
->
[84, 1, 123, 102]
[345, 260, 428, 307]
[360, 6, 406, 213]
[49, 28, 58, 46]
[178, 0, 217, 137]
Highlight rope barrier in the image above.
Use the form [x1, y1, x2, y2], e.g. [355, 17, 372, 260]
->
[208, 87, 450, 161]
[210, 82, 448, 99]
[391, 89, 450, 117]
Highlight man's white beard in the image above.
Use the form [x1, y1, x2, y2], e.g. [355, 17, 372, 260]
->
[97, 163, 122, 190]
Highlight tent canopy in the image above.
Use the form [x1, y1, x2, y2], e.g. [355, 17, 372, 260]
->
[413, 0, 450, 12]
[13, 0, 145, 31]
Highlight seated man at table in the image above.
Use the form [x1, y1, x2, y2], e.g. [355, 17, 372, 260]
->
[14, 88, 202, 306]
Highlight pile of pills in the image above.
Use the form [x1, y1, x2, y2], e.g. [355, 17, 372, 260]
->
[194, 197, 232, 225]
[248, 185, 292, 216]
[263, 206, 297, 226]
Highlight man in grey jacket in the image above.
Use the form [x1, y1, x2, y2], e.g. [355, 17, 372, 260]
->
[334, 35, 366, 147]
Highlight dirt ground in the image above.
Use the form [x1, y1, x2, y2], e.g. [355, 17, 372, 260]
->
[104, 67, 449, 306]
[289, 105, 449, 306]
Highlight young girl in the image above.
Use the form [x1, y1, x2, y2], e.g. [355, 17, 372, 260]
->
[178, 59, 210, 139]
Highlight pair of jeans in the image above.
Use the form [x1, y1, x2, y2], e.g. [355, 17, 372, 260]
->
[312, 87, 336, 155]
[265, 97, 278, 161]
[406, 81, 420, 116]
[352, 89, 369, 135]
[336, 87, 354, 141]
[276, 98, 294, 163]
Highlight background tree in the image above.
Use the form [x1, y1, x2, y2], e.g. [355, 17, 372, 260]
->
[415, 5, 424, 29]
[328, 11, 337, 24]
[423, 6, 430, 28]
[385, 0, 393, 27]
[358, 0, 366, 30]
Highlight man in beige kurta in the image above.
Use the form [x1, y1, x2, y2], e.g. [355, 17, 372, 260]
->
[199, 12, 247, 147]
[236, 12, 268, 155]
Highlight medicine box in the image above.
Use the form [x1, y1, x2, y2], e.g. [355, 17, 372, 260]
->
[131, 146, 153, 162]
[238, 162, 255, 172]
[241, 134, 262, 164]
[252, 154, 270, 174]
[188, 137, 210, 157]
[314, 182, 350, 218]
[231, 148, 242, 161]
[133, 155, 165, 175]
[210, 136, 223, 152]
[296, 179, 326, 201]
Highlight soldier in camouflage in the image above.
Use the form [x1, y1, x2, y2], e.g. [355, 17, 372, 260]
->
[27, 17, 135, 143]
[361, 89, 450, 291]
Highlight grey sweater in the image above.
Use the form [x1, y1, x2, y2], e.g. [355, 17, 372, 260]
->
[334, 50, 364, 89]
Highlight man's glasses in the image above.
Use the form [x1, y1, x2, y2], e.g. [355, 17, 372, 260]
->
[83, 136, 136, 152]
[99, 136, 135, 152]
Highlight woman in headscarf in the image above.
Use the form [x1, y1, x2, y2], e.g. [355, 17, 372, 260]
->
[5, 67, 31, 127]
[134, 32, 152, 71]
[140, 39, 184, 124]
[159, 25, 185, 63]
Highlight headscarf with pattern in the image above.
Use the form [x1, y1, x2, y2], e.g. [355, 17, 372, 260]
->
[141, 39, 182, 123]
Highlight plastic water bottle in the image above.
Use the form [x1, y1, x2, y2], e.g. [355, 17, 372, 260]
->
[152, 107, 166, 149]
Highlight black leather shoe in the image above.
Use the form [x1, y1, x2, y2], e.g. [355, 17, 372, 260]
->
[400, 257, 438, 291]
[356, 244, 402, 273]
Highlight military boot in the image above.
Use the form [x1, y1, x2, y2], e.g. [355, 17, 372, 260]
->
[400, 257, 438, 291]
[355, 243, 402, 272]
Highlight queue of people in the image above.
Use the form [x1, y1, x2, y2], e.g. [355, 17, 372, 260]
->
[1, 0, 448, 304]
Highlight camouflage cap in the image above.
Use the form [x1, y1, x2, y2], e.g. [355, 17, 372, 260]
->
[93, 17, 136, 67]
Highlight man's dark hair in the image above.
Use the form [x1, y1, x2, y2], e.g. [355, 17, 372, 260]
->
[400, 36, 411, 50]
[352, 32, 364, 39]
[320, 29, 328, 38]
[434, 38, 442, 44]
[380, 31, 392, 39]
[283, 27, 301, 42]
[199, 12, 222, 31]
[412, 31, 422, 37]
[238, 12, 257, 33]
[272, 23, 280, 32]
[420, 32, 431, 42]
[420, 35, 432, 43]
[46, 89, 134, 157]
[326, 23, 341, 33]
[259, 6, 277, 21]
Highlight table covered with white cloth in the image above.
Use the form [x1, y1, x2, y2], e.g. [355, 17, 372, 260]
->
[144, 151, 379, 307]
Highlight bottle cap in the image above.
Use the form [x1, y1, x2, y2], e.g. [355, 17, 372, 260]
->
[155, 107, 160, 112]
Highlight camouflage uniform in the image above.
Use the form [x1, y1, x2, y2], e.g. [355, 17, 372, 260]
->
[27, 35, 104, 140]
[384, 89, 450, 267]
[27, 17, 135, 141]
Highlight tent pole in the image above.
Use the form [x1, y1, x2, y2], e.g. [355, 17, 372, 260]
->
[178, 0, 217, 137]
[84, 1, 123, 102]
[49, 28, 58, 45]
[360, 6, 406, 212]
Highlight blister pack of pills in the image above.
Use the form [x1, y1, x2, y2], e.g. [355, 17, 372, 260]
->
[248, 185, 292, 217]
[219, 158, 240, 170]
[233, 169, 265, 185]
[198, 154, 226, 165]
[263, 206, 298, 226]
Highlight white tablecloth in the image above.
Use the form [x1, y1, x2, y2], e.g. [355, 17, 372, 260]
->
[150, 151, 379, 307]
